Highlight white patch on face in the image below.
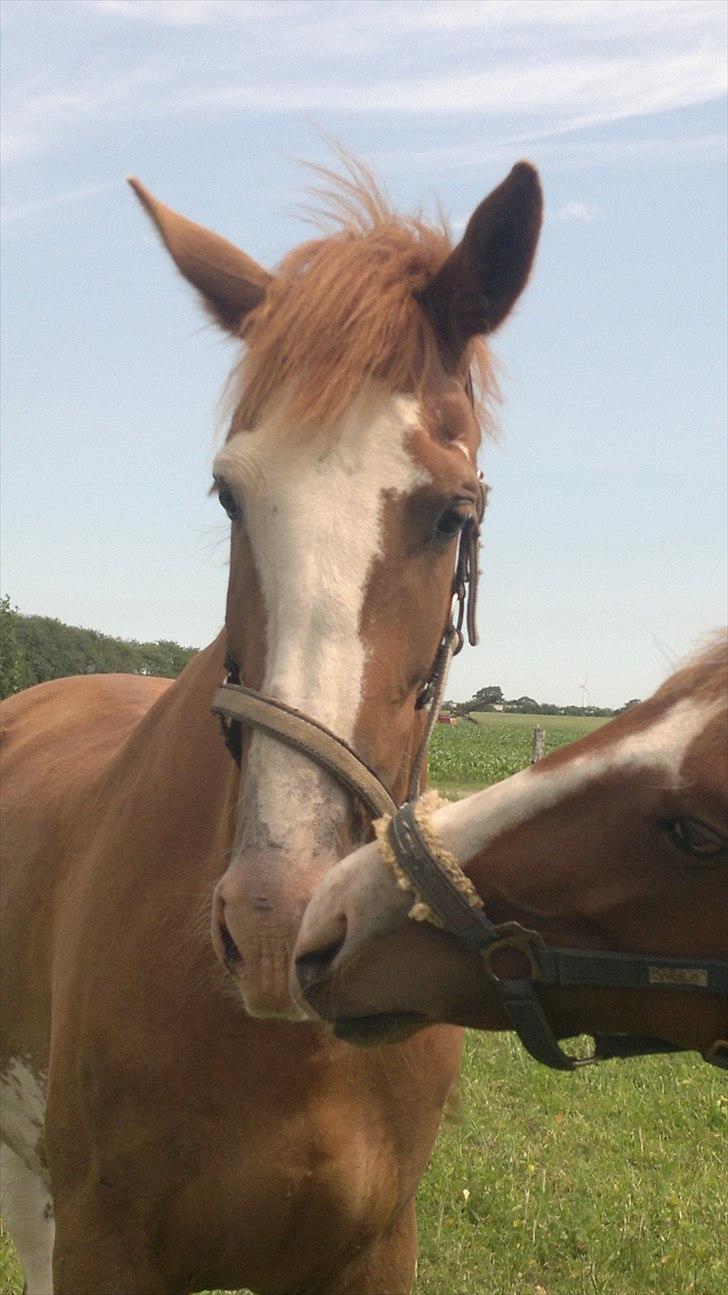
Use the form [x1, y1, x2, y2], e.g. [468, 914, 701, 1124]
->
[214, 390, 430, 852]
[0, 1056, 48, 1178]
[0, 1142, 54, 1295]
[434, 696, 722, 866]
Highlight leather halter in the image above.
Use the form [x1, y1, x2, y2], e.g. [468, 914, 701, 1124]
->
[212, 476, 486, 812]
[386, 801, 728, 1072]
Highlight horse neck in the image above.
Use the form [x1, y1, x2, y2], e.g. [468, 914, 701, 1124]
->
[117, 631, 240, 853]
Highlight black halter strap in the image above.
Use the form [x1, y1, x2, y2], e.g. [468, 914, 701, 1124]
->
[387, 802, 728, 1072]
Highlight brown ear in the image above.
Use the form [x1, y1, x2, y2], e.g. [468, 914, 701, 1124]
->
[418, 162, 542, 357]
[128, 178, 272, 334]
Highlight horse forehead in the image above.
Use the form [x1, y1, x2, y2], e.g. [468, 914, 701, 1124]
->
[609, 695, 724, 783]
[214, 393, 433, 512]
[679, 704, 728, 802]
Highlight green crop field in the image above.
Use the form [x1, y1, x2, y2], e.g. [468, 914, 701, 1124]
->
[429, 711, 609, 797]
[3, 714, 726, 1295]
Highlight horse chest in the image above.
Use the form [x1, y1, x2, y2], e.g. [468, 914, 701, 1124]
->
[46, 1001, 456, 1291]
[60, 1078, 418, 1291]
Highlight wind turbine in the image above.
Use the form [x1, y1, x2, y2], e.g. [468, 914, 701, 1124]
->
[579, 673, 590, 709]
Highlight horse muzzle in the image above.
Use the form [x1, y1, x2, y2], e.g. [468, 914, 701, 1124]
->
[212, 851, 328, 1019]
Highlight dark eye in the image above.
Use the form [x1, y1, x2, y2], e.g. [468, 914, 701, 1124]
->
[434, 505, 470, 540]
[664, 817, 726, 860]
[216, 480, 240, 522]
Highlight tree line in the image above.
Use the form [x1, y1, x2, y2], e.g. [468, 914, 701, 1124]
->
[0, 598, 197, 699]
[443, 684, 640, 721]
[1, 600, 641, 714]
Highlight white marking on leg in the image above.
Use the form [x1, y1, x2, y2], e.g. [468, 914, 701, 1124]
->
[1, 1058, 48, 1179]
[434, 697, 722, 865]
[0, 1143, 54, 1294]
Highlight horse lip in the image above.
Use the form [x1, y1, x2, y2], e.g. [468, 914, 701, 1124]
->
[331, 1011, 427, 1046]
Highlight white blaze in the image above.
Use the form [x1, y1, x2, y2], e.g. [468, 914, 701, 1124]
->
[213, 390, 430, 852]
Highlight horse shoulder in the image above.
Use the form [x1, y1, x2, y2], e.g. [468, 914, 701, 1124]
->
[0, 673, 172, 1109]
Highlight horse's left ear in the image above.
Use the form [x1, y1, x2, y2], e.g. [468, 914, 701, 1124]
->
[128, 178, 272, 334]
[418, 162, 542, 356]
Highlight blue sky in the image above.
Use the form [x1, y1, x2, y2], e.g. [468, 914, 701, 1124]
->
[2, 0, 726, 707]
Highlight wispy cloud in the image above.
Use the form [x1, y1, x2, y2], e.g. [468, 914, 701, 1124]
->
[399, 0, 726, 37]
[91, 0, 267, 25]
[177, 47, 724, 120]
[2, 0, 725, 166]
[1, 182, 114, 225]
[377, 131, 727, 175]
[547, 201, 600, 222]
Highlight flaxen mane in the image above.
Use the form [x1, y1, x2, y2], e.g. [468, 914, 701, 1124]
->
[227, 153, 495, 437]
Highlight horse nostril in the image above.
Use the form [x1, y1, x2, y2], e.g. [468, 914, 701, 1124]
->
[295, 936, 346, 992]
[216, 911, 244, 968]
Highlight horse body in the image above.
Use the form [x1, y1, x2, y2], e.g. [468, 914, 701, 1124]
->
[2, 642, 459, 1293]
[1, 156, 543, 1292]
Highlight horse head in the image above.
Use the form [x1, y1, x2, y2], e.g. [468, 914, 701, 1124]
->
[131, 158, 542, 1018]
[294, 636, 728, 1064]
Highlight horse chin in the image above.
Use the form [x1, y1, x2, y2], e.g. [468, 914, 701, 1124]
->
[225, 961, 309, 1022]
[331, 1012, 428, 1047]
[246, 999, 309, 1023]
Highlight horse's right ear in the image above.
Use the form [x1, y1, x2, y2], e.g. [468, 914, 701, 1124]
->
[128, 178, 272, 335]
[418, 162, 542, 358]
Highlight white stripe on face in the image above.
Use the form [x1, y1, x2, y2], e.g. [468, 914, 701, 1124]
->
[432, 696, 722, 866]
[213, 391, 430, 851]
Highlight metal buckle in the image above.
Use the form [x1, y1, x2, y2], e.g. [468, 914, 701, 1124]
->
[481, 927, 544, 983]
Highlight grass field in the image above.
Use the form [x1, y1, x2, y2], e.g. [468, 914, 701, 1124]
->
[2, 715, 726, 1295]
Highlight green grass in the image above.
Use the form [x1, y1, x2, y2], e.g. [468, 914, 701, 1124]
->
[0, 1229, 21, 1295]
[3, 713, 726, 1295]
[412, 1033, 727, 1295]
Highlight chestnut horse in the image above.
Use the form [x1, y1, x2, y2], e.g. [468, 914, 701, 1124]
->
[0, 160, 542, 1293]
[295, 637, 728, 1068]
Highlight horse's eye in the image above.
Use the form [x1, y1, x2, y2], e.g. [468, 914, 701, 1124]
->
[435, 506, 470, 540]
[216, 482, 240, 522]
[665, 817, 726, 860]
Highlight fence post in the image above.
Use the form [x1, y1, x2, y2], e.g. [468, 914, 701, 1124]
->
[531, 726, 545, 763]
